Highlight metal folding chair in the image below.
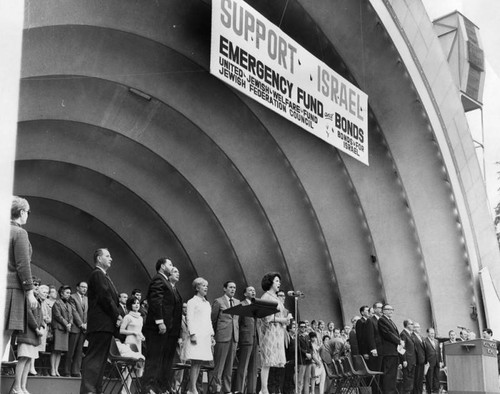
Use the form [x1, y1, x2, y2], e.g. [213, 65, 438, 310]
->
[352, 354, 383, 393]
[170, 362, 191, 394]
[1, 343, 17, 393]
[102, 340, 143, 394]
[335, 358, 355, 394]
[342, 357, 364, 392]
[322, 361, 342, 394]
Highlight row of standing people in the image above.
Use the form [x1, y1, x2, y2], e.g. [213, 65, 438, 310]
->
[75, 247, 292, 394]
[140, 264, 292, 394]
[297, 303, 447, 394]
[9, 279, 88, 378]
[352, 303, 447, 394]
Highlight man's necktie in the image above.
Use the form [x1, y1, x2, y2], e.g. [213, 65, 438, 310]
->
[106, 273, 118, 295]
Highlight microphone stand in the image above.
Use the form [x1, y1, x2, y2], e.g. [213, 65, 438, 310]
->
[294, 295, 299, 394]
[288, 292, 304, 394]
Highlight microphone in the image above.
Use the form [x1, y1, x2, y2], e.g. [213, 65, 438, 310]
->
[287, 290, 305, 298]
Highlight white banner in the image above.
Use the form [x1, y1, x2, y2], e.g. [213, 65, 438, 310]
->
[210, 0, 369, 165]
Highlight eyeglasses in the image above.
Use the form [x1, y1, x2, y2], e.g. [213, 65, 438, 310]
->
[33, 283, 40, 287]
[383, 308, 394, 311]
[299, 326, 306, 329]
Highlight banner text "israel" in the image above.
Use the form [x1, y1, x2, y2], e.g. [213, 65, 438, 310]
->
[210, 0, 369, 165]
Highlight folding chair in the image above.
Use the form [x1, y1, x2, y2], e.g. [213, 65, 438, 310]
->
[1, 343, 17, 393]
[352, 355, 383, 393]
[439, 368, 448, 393]
[102, 340, 142, 394]
[170, 362, 191, 394]
[1, 342, 17, 375]
[342, 357, 365, 392]
[322, 361, 341, 394]
[335, 358, 355, 394]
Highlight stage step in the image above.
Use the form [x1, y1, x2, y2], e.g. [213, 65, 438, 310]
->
[0, 375, 136, 394]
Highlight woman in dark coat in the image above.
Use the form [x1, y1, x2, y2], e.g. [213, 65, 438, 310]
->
[50, 285, 73, 376]
[12, 285, 45, 393]
[3, 196, 38, 356]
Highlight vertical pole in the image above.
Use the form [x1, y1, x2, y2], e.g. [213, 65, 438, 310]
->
[294, 296, 299, 394]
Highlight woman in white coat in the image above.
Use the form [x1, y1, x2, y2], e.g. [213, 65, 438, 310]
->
[183, 277, 215, 394]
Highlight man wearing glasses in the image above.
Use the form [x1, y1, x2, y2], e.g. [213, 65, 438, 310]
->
[400, 320, 416, 394]
[378, 304, 403, 394]
[297, 321, 313, 394]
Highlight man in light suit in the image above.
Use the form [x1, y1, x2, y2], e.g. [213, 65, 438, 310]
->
[211, 281, 240, 394]
[142, 257, 179, 394]
[65, 281, 88, 377]
[378, 304, 403, 394]
[235, 286, 257, 394]
[412, 322, 426, 394]
[400, 320, 416, 394]
[80, 248, 121, 394]
[424, 328, 442, 394]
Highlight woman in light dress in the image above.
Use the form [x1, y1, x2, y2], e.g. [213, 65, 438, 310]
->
[183, 277, 215, 394]
[120, 297, 145, 353]
[119, 297, 145, 394]
[258, 272, 292, 394]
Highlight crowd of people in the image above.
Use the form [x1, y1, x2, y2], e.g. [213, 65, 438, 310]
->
[4, 195, 500, 394]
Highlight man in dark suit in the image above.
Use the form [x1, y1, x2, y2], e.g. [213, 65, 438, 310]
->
[235, 286, 258, 394]
[378, 304, 403, 394]
[142, 257, 180, 394]
[297, 321, 313, 394]
[412, 322, 426, 394]
[80, 248, 120, 394]
[356, 306, 373, 388]
[400, 320, 416, 394]
[363, 302, 383, 394]
[482, 328, 500, 374]
[211, 281, 240, 394]
[356, 306, 371, 356]
[65, 281, 88, 377]
[118, 292, 128, 318]
[367, 303, 383, 369]
[159, 266, 183, 393]
[115, 292, 129, 343]
[423, 327, 442, 394]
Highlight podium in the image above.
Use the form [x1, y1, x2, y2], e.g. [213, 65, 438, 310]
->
[444, 339, 500, 394]
[223, 297, 279, 318]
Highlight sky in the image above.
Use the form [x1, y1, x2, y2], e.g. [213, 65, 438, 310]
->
[422, 0, 500, 214]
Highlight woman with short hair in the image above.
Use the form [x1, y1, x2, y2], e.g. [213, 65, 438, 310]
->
[4, 196, 38, 356]
[50, 285, 73, 376]
[11, 279, 45, 394]
[183, 277, 215, 394]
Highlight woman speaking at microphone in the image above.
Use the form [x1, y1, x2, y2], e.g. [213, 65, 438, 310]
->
[258, 272, 292, 394]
